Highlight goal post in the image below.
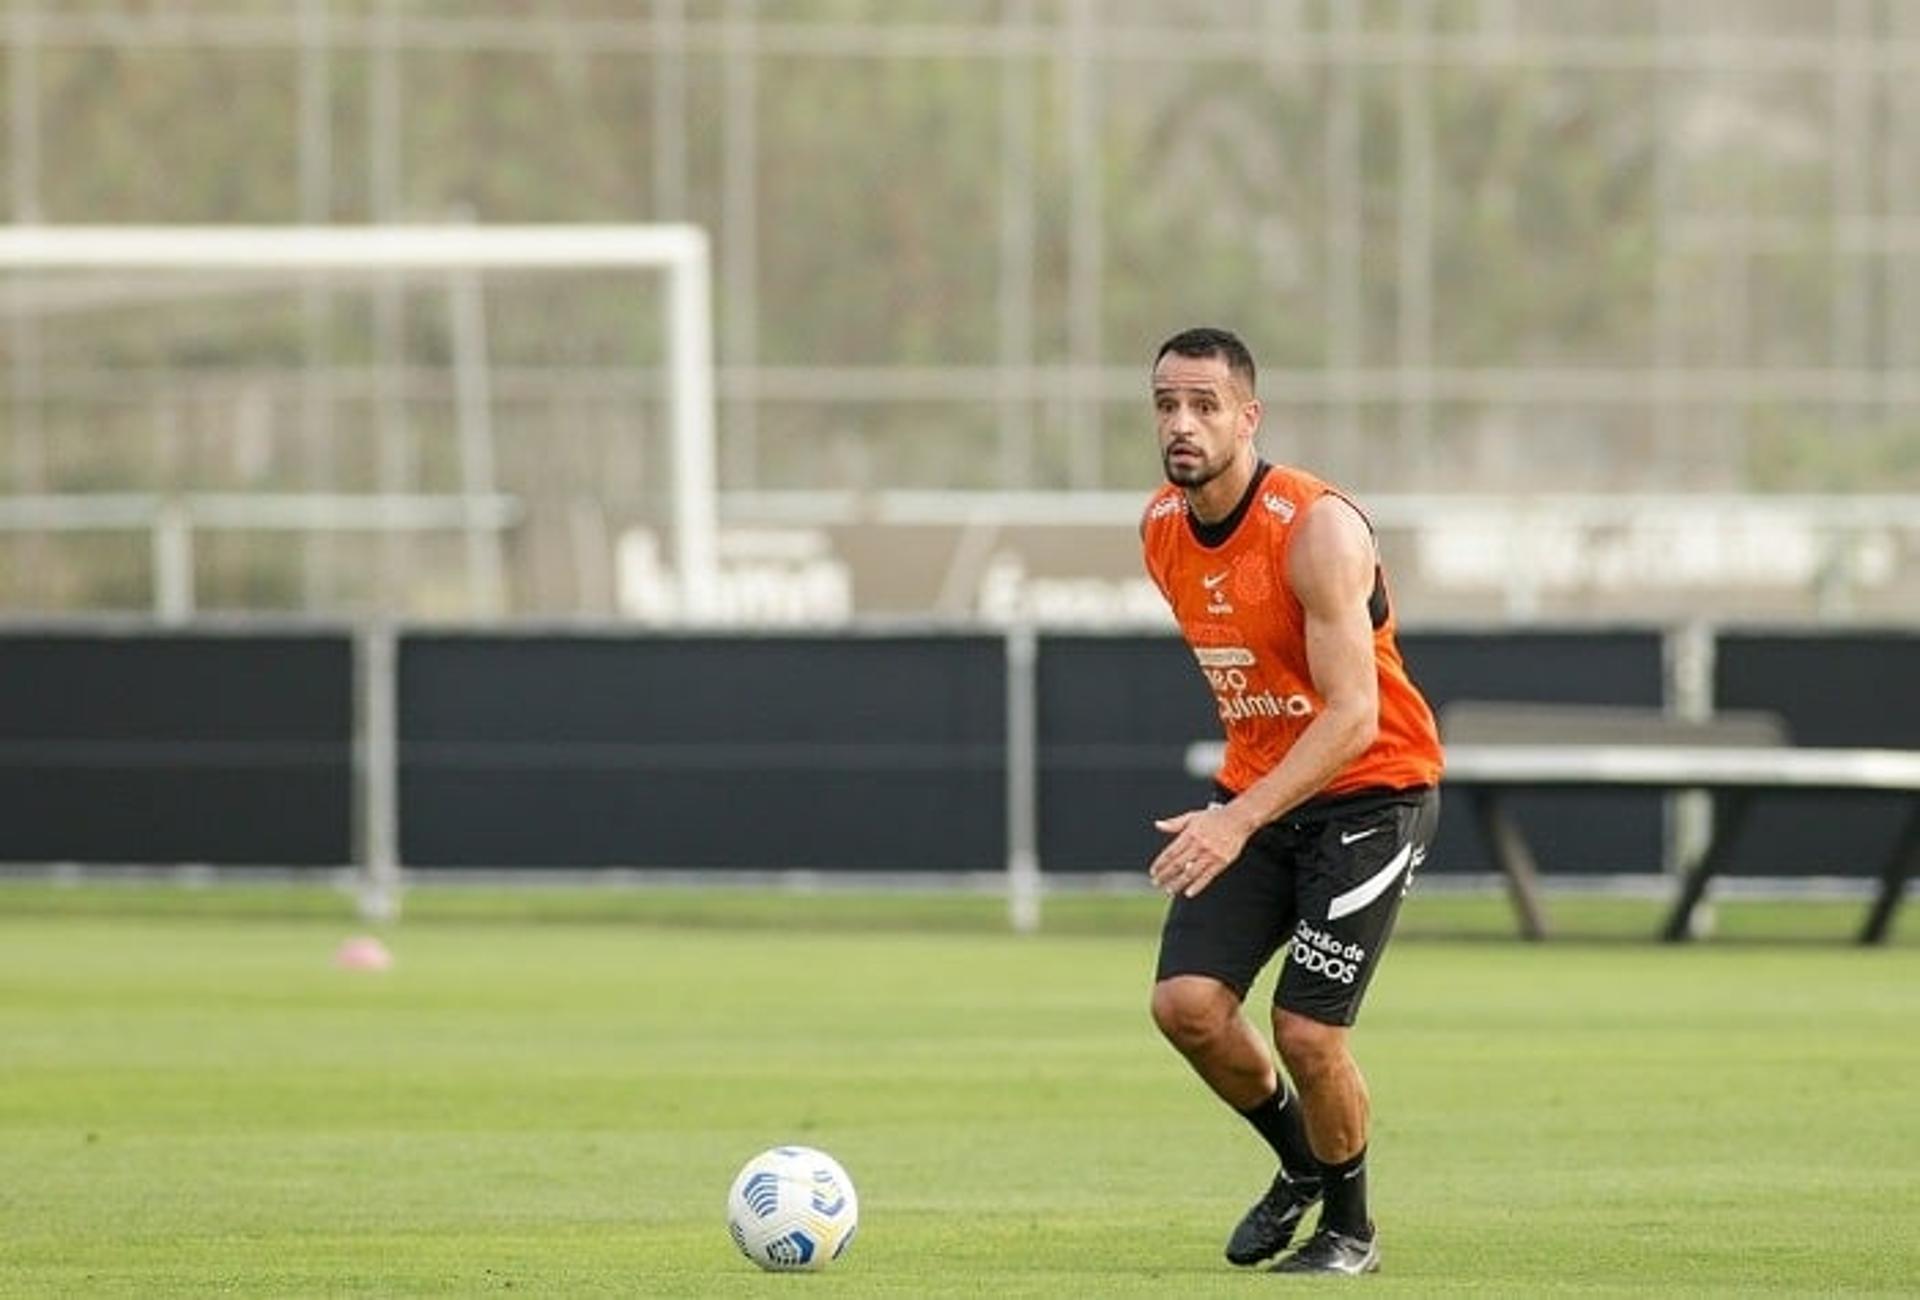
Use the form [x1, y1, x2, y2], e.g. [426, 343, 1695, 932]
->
[0, 223, 720, 603]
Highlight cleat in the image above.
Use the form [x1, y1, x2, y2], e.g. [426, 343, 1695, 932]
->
[1224, 1171, 1322, 1267]
[1271, 1226, 1381, 1276]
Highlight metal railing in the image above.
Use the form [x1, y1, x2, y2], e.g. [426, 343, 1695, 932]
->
[0, 493, 520, 622]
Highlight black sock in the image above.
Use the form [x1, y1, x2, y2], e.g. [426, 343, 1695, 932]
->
[1236, 1086, 1318, 1180]
[1318, 1145, 1371, 1238]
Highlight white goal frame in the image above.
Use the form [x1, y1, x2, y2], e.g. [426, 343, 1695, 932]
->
[0, 223, 720, 601]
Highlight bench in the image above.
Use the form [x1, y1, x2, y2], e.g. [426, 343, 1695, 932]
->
[1184, 702, 1920, 945]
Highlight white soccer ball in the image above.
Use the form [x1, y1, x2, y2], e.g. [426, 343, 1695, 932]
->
[725, 1145, 859, 1272]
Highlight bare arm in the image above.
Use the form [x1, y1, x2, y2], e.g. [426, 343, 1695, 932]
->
[1149, 497, 1382, 897]
[1220, 496, 1381, 829]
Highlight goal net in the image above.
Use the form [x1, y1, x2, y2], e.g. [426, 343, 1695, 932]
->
[0, 225, 715, 619]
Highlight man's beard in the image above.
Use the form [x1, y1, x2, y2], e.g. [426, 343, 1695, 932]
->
[1162, 443, 1222, 488]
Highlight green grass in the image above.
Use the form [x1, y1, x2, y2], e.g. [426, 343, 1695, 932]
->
[1, 879, 1908, 944]
[2, 888, 1917, 1296]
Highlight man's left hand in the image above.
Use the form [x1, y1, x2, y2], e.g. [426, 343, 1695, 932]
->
[1149, 804, 1255, 897]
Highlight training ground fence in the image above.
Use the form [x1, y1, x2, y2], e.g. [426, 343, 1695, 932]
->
[2, 622, 1917, 932]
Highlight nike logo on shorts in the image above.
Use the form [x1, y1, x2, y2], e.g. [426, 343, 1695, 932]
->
[1339, 826, 1382, 845]
[1328, 842, 1415, 919]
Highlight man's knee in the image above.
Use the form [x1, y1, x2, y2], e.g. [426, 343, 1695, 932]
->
[1273, 1007, 1349, 1080]
[1151, 975, 1239, 1053]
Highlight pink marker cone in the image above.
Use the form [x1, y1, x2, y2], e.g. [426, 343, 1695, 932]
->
[333, 936, 393, 971]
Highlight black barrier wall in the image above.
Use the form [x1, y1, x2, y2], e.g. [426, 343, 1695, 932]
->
[6, 625, 1910, 882]
[1715, 630, 1920, 876]
[1039, 629, 1668, 874]
[0, 631, 353, 865]
[399, 633, 1006, 871]
[1036, 634, 1219, 871]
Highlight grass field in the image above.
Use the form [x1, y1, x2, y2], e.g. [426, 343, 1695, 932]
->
[2, 885, 1917, 1296]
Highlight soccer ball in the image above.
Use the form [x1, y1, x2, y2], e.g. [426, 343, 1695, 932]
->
[725, 1145, 859, 1272]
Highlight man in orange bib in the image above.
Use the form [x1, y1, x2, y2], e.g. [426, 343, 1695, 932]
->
[1141, 327, 1443, 1276]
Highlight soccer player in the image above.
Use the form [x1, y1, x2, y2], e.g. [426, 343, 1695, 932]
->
[1140, 327, 1443, 1275]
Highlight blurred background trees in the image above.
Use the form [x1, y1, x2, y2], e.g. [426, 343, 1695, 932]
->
[3, 1, 1917, 616]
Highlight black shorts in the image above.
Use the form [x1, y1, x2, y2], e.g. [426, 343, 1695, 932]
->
[1154, 786, 1440, 1027]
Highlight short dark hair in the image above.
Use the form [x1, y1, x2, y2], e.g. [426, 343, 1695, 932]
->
[1153, 327, 1256, 394]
